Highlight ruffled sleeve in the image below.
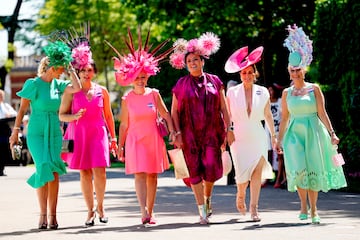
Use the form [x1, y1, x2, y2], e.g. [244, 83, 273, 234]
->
[16, 78, 38, 101]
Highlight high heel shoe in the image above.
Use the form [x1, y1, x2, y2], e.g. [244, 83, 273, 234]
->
[85, 210, 96, 227]
[298, 213, 308, 220]
[311, 215, 321, 224]
[38, 214, 47, 229]
[96, 207, 108, 223]
[48, 215, 58, 230]
[236, 193, 246, 215]
[250, 205, 261, 222]
[205, 196, 212, 217]
[141, 216, 150, 224]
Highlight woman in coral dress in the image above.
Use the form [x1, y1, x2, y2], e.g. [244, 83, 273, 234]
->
[110, 29, 175, 225]
[118, 71, 175, 225]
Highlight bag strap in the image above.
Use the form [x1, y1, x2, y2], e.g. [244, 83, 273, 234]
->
[151, 89, 160, 115]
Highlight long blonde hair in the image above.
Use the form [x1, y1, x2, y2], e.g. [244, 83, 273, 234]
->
[37, 57, 50, 77]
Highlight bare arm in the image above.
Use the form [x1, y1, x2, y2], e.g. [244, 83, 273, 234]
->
[101, 87, 118, 155]
[154, 91, 176, 143]
[9, 98, 30, 148]
[264, 99, 277, 149]
[313, 84, 339, 144]
[276, 89, 290, 151]
[117, 99, 129, 161]
[64, 64, 82, 94]
[59, 92, 85, 122]
[220, 88, 234, 147]
[171, 94, 182, 148]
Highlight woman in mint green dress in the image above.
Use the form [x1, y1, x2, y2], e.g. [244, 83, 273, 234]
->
[277, 24, 347, 225]
[9, 41, 81, 229]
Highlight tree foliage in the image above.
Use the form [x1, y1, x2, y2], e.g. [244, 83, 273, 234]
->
[314, 0, 360, 187]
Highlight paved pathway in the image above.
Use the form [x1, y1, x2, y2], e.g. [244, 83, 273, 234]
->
[0, 166, 359, 240]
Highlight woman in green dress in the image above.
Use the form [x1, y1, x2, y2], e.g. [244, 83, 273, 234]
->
[277, 25, 347, 224]
[9, 41, 81, 229]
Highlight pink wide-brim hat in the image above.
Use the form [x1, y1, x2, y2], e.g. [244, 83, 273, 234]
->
[224, 46, 264, 73]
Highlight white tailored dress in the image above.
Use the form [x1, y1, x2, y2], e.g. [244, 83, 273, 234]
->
[227, 83, 273, 184]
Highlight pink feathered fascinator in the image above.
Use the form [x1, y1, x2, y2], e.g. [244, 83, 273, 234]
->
[224, 46, 263, 73]
[169, 32, 221, 69]
[57, 21, 93, 70]
[105, 28, 173, 86]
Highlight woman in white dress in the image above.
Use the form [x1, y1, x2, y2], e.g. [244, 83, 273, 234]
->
[225, 46, 276, 222]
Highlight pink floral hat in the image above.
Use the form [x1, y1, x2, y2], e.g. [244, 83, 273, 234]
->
[224, 46, 263, 73]
[169, 32, 221, 69]
[105, 28, 173, 86]
[58, 21, 93, 70]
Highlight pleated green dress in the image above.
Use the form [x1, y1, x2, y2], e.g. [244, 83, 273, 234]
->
[283, 83, 347, 192]
[17, 77, 69, 188]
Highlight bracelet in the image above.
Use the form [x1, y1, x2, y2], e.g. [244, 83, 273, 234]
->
[13, 127, 21, 130]
[227, 126, 234, 132]
[120, 147, 124, 151]
[329, 130, 335, 135]
[111, 137, 117, 142]
[175, 131, 181, 136]
[271, 133, 276, 138]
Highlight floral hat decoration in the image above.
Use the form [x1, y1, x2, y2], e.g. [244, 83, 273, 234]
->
[169, 32, 221, 70]
[43, 41, 73, 68]
[224, 46, 264, 73]
[105, 27, 174, 86]
[57, 21, 93, 70]
[283, 24, 313, 68]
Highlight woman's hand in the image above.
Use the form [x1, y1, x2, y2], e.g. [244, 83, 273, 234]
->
[174, 133, 183, 149]
[117, 147, 125, 162]
[9, 130, 20, 149]
[74, 108, 86, 121]
[226, 131, 235, 146]
[110, 140, 118, 157]
[275, 141, 283, 154]
[331, 132, 340, 145]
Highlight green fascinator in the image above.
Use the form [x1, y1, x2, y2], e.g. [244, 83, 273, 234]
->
[43, 41, 73, 67]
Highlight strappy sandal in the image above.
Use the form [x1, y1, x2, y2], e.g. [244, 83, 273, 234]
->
[250, 205, 261, 222]
[236, 193, 246, 215]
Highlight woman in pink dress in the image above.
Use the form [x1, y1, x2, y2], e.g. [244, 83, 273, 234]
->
[60, 31, 117, 226]
[107, 29, 175, 225]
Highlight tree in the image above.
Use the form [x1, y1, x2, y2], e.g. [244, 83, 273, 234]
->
[0, 0, 23, 90]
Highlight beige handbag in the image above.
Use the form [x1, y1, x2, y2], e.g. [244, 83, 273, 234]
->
[168, 148, 189, 179]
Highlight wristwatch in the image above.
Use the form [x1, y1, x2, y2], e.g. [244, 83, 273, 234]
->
[227, 126, 234, 132]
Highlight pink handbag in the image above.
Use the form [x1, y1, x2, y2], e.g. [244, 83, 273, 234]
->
[332, 145, 345, 167]
[152, 91, 169, 137]
[333, 153, 345, 166]
[156, 116, 169, 137]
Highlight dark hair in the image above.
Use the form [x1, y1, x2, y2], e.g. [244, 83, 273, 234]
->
[77, 62, 97, 74]
[185, 52, 205, 62]
[268, 84, 282, 99]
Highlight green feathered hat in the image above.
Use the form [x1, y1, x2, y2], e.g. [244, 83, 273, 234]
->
[43, 41, 73, 67]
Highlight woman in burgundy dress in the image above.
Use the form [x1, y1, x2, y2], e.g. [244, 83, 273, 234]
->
[170, 33, 232, 224]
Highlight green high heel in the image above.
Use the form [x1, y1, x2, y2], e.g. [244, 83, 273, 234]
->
[298, 213, 308, 220]
[312, 215, 321, 224]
